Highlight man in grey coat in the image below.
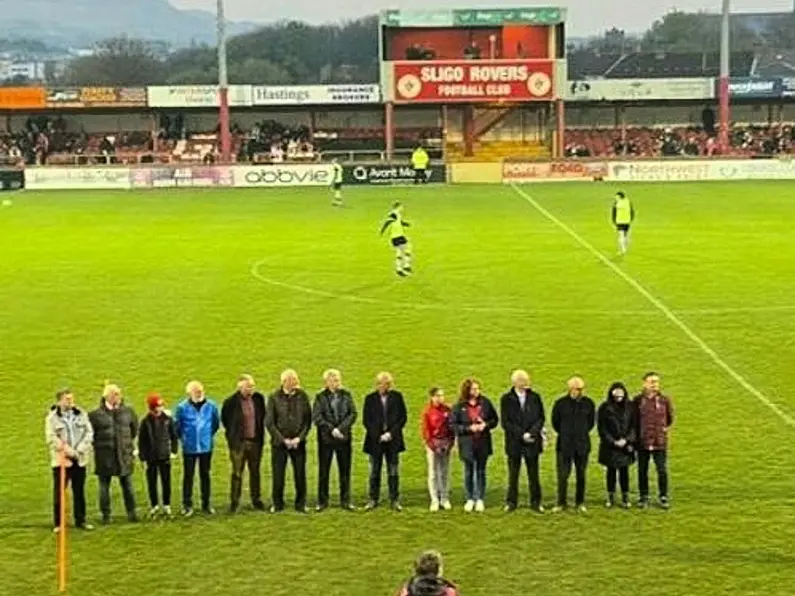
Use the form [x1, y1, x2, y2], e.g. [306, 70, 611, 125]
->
[89, 383, 139, 524]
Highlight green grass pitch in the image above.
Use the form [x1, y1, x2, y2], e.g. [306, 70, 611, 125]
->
[0, 181, 794, 596]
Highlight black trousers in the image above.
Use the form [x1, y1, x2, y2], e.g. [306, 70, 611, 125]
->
[98, 474, 136, 517]
[145, 461, 172, 507]
[318, 441, 352, 507]
[368, 451, 400, 503]
[606, 466, 630, 495]
[52, 465, 87, 527]
[183, 453, 212, 510]
[229, 440, 263, 508]
[271, 443, 307, 510]
[414, 168, 427, 184]
[557, 451, 589, 506]
[506, 451, 542, 507]
[638, 450, 669, 499]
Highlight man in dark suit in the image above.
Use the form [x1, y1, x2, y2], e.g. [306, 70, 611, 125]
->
[313, 368, 357, 511]
[551, 376, 596, 513]
[221, 374, 267, 513]
[362, 371, 407, 511]
[500, 370, 546, 513]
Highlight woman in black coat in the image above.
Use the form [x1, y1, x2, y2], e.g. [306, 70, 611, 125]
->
[597, 382, 637, 509]
[451, 378, 498, 513]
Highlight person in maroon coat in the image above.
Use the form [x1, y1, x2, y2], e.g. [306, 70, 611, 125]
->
[634, 372, 674, 509]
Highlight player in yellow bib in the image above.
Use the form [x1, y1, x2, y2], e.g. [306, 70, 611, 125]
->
[379, 202, 412, 277]
[611, 191, 635, 255]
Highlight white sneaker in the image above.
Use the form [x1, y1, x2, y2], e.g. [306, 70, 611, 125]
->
[429, 500, 440, 512]
[162, 505, 173, 517]
[441, 500, 452, 511]
[475, 500, 485, 513]
[149, 506, 161, 518]
[464, 500, 475, 513]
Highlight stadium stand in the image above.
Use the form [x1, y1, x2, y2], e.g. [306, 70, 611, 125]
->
[564, 125, 794, 158]
[567, 51, 756, 79]
[752, 49, 795, 77]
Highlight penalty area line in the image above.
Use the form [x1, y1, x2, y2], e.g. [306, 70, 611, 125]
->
[510, 183, 795, 429]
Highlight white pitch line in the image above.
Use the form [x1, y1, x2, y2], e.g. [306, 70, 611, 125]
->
[511, 184, 795, 429]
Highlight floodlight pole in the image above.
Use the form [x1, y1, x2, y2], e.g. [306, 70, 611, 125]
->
[217, 0, 231, 164]
[718, 0, 731, 153]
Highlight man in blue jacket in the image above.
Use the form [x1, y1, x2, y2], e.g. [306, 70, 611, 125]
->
[175, 380, 220, 517]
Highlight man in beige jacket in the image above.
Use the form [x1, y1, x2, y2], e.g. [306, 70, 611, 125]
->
[46, 388, 94, 532]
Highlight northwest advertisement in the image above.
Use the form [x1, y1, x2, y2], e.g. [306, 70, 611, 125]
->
[606, 159, 795, 182]
[503, 161, 608, 183]
[24, 167, 132, 190]
[233, 164, 335, 187]
[130, 166, 233, 188]
[344, 163, 447, 185]
[393, 59, 554, 103]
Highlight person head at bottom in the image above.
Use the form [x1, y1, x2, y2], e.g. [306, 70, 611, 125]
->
[397, 551, 459, 596]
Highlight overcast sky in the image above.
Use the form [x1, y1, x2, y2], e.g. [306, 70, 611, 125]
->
[170, 0, 794, 35]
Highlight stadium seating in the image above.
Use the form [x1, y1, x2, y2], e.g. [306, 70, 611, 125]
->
[568, 51, 755, 79]
[564, 125, 794, 158]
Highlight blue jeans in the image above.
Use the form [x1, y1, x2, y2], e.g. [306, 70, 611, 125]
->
[463, 458, 487, 501]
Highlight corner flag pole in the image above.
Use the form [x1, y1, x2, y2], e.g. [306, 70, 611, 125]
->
[217, 0, 232, 164]
[718, 0, 731, 153]
[57, 455, 67, 593]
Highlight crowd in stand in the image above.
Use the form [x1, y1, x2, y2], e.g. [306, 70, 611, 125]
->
[564, 125, 795, 158]
[48, 369, 674, 535]
[240, 119, 316, 163]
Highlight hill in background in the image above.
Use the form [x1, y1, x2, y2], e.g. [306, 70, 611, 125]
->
[0, 0, 255, 47]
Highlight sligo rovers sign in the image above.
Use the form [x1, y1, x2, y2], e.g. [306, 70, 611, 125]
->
[393, 60, 554, 103]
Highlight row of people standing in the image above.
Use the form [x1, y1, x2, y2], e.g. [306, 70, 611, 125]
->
[45, 369, 673, 530]
[422, 370, 673, 513]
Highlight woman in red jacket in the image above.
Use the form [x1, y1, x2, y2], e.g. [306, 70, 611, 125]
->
[421, 387, 454, 512]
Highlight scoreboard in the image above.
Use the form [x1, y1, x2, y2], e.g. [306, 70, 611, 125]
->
[379, 7, 567, 105]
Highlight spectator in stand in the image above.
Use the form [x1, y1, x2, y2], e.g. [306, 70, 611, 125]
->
[137, 393, 178, 518]
[362, 372, 408, 511]
[221, 374, 267, 513]
[421, 387, 454, 512]
[89, 383, 139, 525]
[46, 388, 94, 533]
[597, 382, 636, 509]
[175, 381, 221, 517]
[396, 551, 460, 596]
[313, 369, 357, 512]
[267, 369, 313, 514]
[634, 372, 674, 510]
[551, 377, 596, 513]
[99, 136, 115, 165]
[500, 369, 545, 513]
[452, 378, 499, 513]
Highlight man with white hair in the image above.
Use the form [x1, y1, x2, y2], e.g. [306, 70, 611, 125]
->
[362, 372, 407, 511]
[500, 370, 546, 513]
[222, 374, 267, 513]
[313, 369, 357, 511]
[551, 377, 596, 513]
[174, 381, 221, 517]
[266, 369, 313, 513]
[89, 383, 139, 524]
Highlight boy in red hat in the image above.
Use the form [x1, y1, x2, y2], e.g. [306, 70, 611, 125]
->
[138, 393, 178, 517]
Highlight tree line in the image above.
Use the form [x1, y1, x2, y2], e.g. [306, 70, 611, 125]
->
[2, 10, 795, 87]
